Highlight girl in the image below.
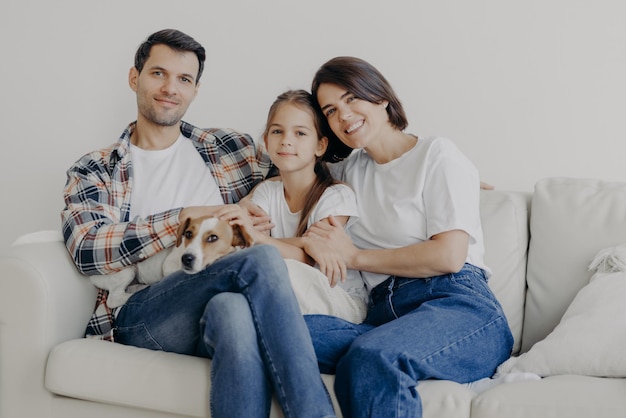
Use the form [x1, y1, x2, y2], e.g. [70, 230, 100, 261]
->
[303, 56, 514, 418]
[221, 89, 367, 323]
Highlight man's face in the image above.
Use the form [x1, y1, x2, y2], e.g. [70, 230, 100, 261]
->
[129, 44, 200, 127]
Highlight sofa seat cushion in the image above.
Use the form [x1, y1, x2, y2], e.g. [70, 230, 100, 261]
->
[418, 380, 475, 418]
[46, 339, 477, 418]
[472, 375, 626, 418]
[45, 339, 211, 417]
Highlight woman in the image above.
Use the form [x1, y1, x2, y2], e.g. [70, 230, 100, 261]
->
[303, 56, 514, 418]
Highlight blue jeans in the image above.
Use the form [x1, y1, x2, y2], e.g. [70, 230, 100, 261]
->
[305, 264, 513, 418]
[115, 244, 335, 418]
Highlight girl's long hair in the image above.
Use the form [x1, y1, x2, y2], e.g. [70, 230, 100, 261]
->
[263, 90, 342, 237]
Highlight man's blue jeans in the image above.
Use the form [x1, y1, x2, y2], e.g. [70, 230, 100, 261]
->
[115, 244, 335, 418]
[305, 264, 514, 418]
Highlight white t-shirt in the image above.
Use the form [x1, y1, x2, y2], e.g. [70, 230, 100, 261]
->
[251, 181, 359, 238]
[340, 136, 489, 290]
[129, 136, 224, 219]
[251, 181, 366, 299]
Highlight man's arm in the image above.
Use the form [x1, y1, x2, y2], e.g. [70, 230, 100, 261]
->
[61, 149, 180, 276]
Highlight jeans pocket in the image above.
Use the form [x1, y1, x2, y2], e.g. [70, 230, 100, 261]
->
[115, 323, 163, 351]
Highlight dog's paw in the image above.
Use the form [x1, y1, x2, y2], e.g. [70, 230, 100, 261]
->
[105, 289, 132, 309]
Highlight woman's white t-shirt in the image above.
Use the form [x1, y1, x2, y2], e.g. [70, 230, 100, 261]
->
[129, 136, 224, 219]
[340, 136, 489, 290]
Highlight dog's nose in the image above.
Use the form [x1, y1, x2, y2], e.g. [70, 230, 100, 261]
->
[181, 253, 195, 269]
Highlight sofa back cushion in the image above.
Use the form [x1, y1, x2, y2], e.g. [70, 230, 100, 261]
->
[480, 189, 530, 355]
[522, 177, 626, 352]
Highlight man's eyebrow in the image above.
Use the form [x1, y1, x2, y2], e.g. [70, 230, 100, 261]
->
[181, 72, 196, 82]
[148, 65, 196, 82]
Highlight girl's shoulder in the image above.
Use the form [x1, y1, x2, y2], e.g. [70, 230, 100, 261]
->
[256, 178, 283, 192]
[319, 182, 356, 203]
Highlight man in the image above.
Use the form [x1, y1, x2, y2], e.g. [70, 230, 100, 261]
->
[61, 29, 335, 418]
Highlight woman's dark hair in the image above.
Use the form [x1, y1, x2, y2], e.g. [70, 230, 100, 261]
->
[263, 89, 342, 237]
[311, 56, 408, 159]
[134, 29, 206, 84]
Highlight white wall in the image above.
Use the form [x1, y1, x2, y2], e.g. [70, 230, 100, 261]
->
[1, 0, 625, 251]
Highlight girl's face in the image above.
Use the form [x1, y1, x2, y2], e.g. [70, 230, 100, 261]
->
[316, 83, 389, 150]
[265, 103, 328, 175]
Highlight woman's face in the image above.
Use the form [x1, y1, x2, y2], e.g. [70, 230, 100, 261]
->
[316, 83, 389, 150]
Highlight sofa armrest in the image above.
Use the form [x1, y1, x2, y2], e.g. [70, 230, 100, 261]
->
[0, 237, 96, 417]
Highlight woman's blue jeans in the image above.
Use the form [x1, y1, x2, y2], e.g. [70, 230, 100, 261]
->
[305, 264, 514, 418]
[115, 244, 335, 418]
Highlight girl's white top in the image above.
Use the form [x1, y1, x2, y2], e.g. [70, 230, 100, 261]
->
[251, 181, 366, 300]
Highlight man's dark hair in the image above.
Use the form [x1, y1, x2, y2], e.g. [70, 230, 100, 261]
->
[134, 29, 206, 83]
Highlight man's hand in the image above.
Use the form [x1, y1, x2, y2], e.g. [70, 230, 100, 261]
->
[238, 199, 274, 234]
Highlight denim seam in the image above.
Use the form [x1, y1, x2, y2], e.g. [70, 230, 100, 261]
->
[387, 278, 400, 320]
[420, 314, 507, 365]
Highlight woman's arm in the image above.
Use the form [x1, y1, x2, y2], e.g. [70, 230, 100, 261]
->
[306, 216, 469, 278]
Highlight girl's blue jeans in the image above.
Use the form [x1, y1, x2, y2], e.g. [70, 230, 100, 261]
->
[115, 244, 335, 418]
[305, 263, 514, 418]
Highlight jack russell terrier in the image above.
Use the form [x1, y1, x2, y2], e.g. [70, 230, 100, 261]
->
[90, 216, 254, 308]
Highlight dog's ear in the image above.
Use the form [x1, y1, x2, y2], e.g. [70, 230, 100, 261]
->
[176, 217, 191, 247]
[231, 224, 254, 248]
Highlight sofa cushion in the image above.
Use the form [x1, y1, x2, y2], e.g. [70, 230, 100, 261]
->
[45, 339, 212, 417]
[472, 375, 626, 418]
[522, 177, 626, 352]
[497, 270, 626, 377]
[45, 339, 476, 418]
[479, 190, 530, 355]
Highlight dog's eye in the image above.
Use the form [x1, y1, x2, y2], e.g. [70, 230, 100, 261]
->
[206, 234, 219, 243]
[184, 230, 193, 239]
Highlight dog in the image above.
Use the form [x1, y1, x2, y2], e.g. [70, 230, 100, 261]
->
[90, 216, 254, 308]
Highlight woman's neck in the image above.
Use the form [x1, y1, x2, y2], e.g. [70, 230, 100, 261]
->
[365, 130, 418, 164]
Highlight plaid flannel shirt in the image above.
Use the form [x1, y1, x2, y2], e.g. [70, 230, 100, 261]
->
[61, 121, 274, 341]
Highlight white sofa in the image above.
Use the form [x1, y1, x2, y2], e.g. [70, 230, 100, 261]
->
[2, 177, 626, 418]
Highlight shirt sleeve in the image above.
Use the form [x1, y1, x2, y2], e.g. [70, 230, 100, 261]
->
[249, 180, 273, 216]
[308, 183, 360, 229]
[422, 138, 482, 243]
[61, 148, 180, 276]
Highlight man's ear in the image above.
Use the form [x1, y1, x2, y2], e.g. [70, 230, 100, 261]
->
[128, 67, 139, 92]
[316, 136, 329, 157]
[192, 81, 200, 100]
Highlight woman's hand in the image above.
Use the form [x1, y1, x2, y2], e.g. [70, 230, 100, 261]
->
[304, 215, 359, 271]
[302, 236, 347, 287]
